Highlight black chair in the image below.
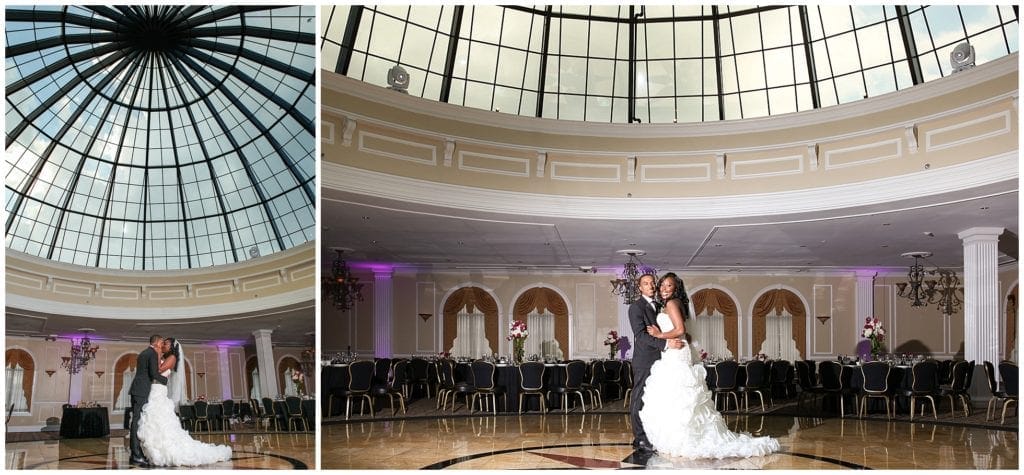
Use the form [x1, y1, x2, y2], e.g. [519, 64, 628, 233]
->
[858, 361, 894, 419]
[769, 360, 795, 401]
[7, 404, 14, 434]
[738, 360, 770, 412]
[284, 396, 308, 431]
[622, 361, 634, 408]
[795, 360, 825, 408]
[983, 361, 1010, 421]
[408, 359, 433, 399]
[371, 360, 408, 415]
[939, 360, 972, 418]
[262, 397, 283, 431]
[602, 360, 625, 401]
[193, 400, 212, 432]
[435, 360, 457, 410]
[580, 361, 604, 409]
[470, 360, 506, 414]
[819, 361, 857, 417]
[997, 361, 1018, 424]
[518, 362, 547, 414]
[547, 360, 588, 413]
[899, 360, 939, 420]
[373, 358, 392, 387]
[937, 359, 954, 385]
[710, 360, 741, 412]
[221, 399, 236, 431]
[447, 364, 477, 413]
[333, 360, 375, 420]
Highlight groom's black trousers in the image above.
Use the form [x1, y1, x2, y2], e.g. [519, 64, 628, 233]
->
[129, 395, 146, 458]
[629, 363, 653, 445]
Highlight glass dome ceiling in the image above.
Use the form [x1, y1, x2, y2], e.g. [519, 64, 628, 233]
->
[321, 4, 1018, 123]
[5, 5, 316, 270]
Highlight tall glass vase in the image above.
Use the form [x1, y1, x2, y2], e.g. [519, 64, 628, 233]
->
[513, 339, 525, 363]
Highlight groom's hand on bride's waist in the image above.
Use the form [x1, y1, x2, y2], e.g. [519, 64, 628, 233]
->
[665, 338, 684, 349]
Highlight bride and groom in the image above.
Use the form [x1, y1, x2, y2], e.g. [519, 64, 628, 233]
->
[128, 335, 232, 467]
[629, 273, 780, 460]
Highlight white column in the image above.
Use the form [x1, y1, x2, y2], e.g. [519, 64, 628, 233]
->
[217, 346, 232, 400]
[374, 269, 394, 358]
[958, 227, 1003, 365]
[68, 371, 84, 405]
[253, 329, 278, 399]
[855, 270, 877, 351]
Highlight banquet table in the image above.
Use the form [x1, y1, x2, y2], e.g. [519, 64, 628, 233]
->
[179, 402, 226, 431]
[60, 406, 110, 438]
[271, 398, 315, 431]
[454, 362, 569, 413]
[847, 364, 914, 414]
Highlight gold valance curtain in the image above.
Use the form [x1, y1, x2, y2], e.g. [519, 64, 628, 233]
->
[443, 287, 499, 354]
[5, 349, 34, 409]
[113, 354, 137, 409]
[691, 288, 739, 357]
[512, 287, 568, 356]
[752, 289, 807, 360]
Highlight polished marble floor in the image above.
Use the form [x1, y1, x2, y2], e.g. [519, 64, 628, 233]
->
[322, 411, 1018, 469]
[6, 432, 314, 470]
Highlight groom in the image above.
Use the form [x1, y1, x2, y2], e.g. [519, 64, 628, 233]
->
[128, 334, 168, 466]
[628, 273, 682, 453]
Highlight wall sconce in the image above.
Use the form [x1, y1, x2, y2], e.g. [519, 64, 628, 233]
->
[197, 372, 206, 379]
[816, 315, 831, 325]
[45, 369, 56, 378]
[95, 371, 105, 378]
[418, 313, 432, 322]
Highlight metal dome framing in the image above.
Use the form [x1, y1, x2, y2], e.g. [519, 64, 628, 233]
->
[5, 5, 316, 270]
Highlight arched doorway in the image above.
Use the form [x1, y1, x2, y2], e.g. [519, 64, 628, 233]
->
[4, 349, 34, 412]
[512, 287, 568, 360]
[278, 356, 302, 396]
[112, 353, 136, 411]
[443, 286, 499, 358]
[690, 288, 739, 359]
[1008, 284, 1018, 361]
[752, 288, 807, 360]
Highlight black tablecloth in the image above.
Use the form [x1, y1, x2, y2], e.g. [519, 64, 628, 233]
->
[322, 365, 351, 417]
[271, 399, 315, 431]
[60, 407, 110, 438]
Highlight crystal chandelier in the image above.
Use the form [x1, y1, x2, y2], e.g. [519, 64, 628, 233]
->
[610, 250, 657, 305]
[895, 252, 963, 315]
[323, 248, 364, 311]
[60, 330, 99, 375]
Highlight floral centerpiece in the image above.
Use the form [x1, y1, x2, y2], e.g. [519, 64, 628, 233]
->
[699, 349, 709, 362]
[506, 319, 528, 363]
[603, 330, 623, 359]
[292, 369, 306, 396]
[862, 316, 886, 360]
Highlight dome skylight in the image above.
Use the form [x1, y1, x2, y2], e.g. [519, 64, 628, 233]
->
[5, 5, 316, 270]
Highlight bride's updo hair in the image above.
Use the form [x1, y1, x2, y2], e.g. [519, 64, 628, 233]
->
[164, 337, 182, 372]
[655, 272, 691, 320]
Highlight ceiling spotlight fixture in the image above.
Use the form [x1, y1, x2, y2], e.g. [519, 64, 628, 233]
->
[609, 250, 657, 305]
[895, 252, 962, 315]
[322, 248, 364, 311]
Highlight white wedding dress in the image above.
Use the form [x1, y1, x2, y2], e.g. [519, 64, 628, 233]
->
[639, 312, 780, 459]
[137, 369, 232, 466]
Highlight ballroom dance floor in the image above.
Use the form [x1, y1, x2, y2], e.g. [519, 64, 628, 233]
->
[5, 431, 314, 470]
[322, 400, 1018, 470]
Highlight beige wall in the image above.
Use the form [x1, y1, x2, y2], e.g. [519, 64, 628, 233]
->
[322, 266, 1019, 361]
[3, 336, 309, 431]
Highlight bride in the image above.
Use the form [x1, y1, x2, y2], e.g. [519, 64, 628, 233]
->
[137, 338, 232, 466]
[638, 273, 780, 459]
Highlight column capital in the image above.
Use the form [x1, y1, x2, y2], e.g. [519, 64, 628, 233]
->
[855, 270, 878, 279]
[957, 226, 1004, 242]
[252, 329, 274, 339]
[373, 268, 394, 279]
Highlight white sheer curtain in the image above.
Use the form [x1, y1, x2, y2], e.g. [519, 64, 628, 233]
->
[283, 368, 298, 396]
[526, 312, 562, 359]
[115, 368, 134, 410]
[759, 311, 801, 361]
[250, 368, 262, 400]
[5, 364, 29, 412]
[451, 311, 492, 358]
[688, 310, 733, 360]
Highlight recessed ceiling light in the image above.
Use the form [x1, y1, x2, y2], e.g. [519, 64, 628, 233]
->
[457, 241, 464, 245]
[881, 244, 888, 248]
[714, 244, 723, 247]
[980, 206, 989, 210]
[799, 245, 807, 248]
[882, 223, 890, 226]
[362, 216, 370, 220]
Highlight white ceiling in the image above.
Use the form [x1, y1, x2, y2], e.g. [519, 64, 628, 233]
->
[322, 179, 1018, 273]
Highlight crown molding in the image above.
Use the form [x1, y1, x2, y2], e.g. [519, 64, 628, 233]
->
[323, 151, 1017, 221]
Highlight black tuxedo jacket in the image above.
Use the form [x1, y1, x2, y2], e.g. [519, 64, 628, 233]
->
[628, 296, 666, 371]
[129, 346, 167, 398]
